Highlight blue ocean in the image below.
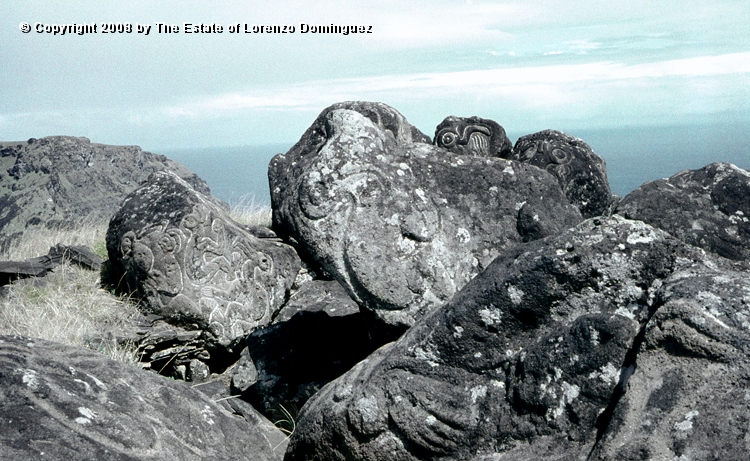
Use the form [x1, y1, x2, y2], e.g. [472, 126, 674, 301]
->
[162, 122, 749, 206]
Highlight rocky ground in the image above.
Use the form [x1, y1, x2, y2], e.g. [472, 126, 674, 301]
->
[1, 102, 749, 460]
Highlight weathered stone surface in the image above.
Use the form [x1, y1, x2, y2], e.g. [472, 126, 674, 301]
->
[240, 279, 378, 419]
[508, 130, 613, 218]
[589, 264, 750, 460]
[270, 101, 582, 336]
[0, 244, 102, 286]
[617, 162, 750, 261]
[0, 335, 286, 461]
[106, 170, 300, 348]
[433, 116, 512, 158]
[0, 136, 214, 250]
[285, 216, 749, 461]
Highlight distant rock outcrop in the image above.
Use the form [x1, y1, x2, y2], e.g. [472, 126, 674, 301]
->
[269, 101, 582, 338]
[285, 216, 750, 460]
[617, 162, 750, 260]
[0, 335, 286, 461]
[508, 129, 614, 218]
[0, 136, 214, 249]
[106, 171, 300, 351]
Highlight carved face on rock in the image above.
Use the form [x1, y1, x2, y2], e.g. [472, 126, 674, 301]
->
[434, 116, 512, 158]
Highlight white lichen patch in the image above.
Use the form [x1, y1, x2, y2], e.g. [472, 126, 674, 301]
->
[507, 285, 524, 305]
[588, 363, 620, 385]
[550, 382, 580, 420]
[75, 407, 97, 425]
[19, 368, 38, 391]
[503, 166, 515, 175]
[456, 228, 471, 243]
[201, 405, 216, 425]
[414, 188, 427, 203]
[425, 415, 437, 426]
[470, 385, 487, 403]
[356, 395, 380, 423]
[453, 325, 464, 338]
[413, 344, 440, 367]
[626, 232, 655, 245]
[491, 380, 505, 389]
[474, 352, 482, 358]
[589, 325, 600, 345]
[478, 306, 502, 327]
[674, 410, 699, 432]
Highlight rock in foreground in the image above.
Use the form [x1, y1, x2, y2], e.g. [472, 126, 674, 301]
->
[617, 162, 750, 261]
[270, 101, 582, 337]
[285, 216, 750, 461]
[0, 335, 286, 461]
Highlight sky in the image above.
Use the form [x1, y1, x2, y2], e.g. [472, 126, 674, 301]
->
[1, 1, 749, 151]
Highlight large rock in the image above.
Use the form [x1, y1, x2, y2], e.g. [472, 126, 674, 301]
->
[508, 130, 614, 218]
[589, 264, 750, 460]
[0, 136, 213, 249]
[617, 162, 750, 261]
[285, 216, 750, 460]
[433, 116, 512, 158]
[0, 335, 287, 461]
[270, 101, 582, 336]
[106, 170, 300, 350]
[238, 279, 379, 419]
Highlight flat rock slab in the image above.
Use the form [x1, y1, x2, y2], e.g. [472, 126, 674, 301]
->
[617, 162, 750, 261]
[270, 101, 582, 335]
[106, 170, 300, 348]
[285, 216, 750, 460]
[0, 244, 102, 286]
[0, 335, 286, 461]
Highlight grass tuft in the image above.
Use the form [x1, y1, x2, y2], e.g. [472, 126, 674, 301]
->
[229, 194, 273, 229]
[0, 218, 142, 364]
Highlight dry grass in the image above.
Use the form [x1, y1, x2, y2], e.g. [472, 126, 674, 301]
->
[229, 194, 273, 229]
[0, 215, 109, 261]
[0, 219, 142, 363]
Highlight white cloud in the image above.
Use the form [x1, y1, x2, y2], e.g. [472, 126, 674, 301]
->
[161, 52, 750, 117]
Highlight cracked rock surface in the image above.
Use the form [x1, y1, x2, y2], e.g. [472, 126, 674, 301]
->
[269, 101, 582, 338]
[284, 216, 750, 461]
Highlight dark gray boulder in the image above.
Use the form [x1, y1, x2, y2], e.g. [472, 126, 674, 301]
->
[285, 216, 750, 460]
[0, 335, 286, 461]
[508, 130, 614, 218]
[238, 279, 378, 419]
[106, 170, 300, 350]
[270, 101, 582, 337]
[617, 162, 750, 261]
[0, 136, 214, 250]
[433, 116, 512, 158]
[589, 263, 750, 460]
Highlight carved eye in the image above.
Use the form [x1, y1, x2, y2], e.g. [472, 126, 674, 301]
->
[440, 131, 457, 147]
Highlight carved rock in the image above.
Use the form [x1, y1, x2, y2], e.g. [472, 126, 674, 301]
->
[285, 216, 750, 460]
[106, 170, 300, 349]
[617, 162, 750, 261]
[270, 101, 582, 336]
[509, 130, 614, 218]
[0, 335, 286, 461]
[433, 116, 512, 158]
